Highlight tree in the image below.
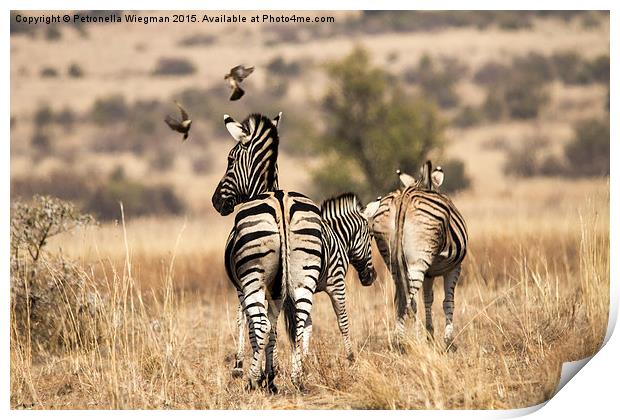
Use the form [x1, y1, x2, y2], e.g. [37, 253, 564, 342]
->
[315, 47, 444, 201]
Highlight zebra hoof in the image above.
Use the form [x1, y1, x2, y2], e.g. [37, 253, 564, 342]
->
[347, 352, 355, 363]
[446, 342, 458, 353]
[245, 377, 260, 391]
[267, 382, 279, 394]
[231, 368, 244, 378]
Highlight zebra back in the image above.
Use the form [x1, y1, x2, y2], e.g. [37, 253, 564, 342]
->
[320, 193, 375, 286]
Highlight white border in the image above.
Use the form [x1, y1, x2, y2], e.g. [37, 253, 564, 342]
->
[3, 1, 617, 419]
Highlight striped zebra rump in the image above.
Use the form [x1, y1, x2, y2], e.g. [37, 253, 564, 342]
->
[368, 161, 469, 349]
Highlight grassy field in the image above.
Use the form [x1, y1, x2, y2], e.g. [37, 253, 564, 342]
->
[10, 10, 610, 409]
[10, 179, 609, 409]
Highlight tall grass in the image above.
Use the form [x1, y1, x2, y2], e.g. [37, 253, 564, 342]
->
[10, 189, 609, 409]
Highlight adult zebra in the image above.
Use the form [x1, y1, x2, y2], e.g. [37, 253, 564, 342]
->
[212, 112, 324, 392]
[233, 193, 377, 375]
[366, 161, 468, 350]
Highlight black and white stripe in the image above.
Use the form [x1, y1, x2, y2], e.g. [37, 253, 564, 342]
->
[212, 113, 323, 392]
[233, 193, 377, 374]
[367, 161, 468, 350]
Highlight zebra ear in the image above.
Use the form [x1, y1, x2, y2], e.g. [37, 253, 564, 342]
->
[272, 112, 282, 128]
[224, 114, 248, 143]
[431, 166, 444, 189]
[362, 200, 381, 220]
[397, 170, 416, 188]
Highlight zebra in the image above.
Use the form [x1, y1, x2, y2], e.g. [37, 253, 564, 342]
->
[212, 112, 324, 392]
[233, 193, 377, 373]
[365, 161, 468, 351]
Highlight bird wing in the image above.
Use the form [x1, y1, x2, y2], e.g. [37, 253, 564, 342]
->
[232, 65, 254, 80]
[229, 86, 245, 101]
[239, 66, 254, 78]
[165, 115, 183, 132]
[175, 101, 189, 121]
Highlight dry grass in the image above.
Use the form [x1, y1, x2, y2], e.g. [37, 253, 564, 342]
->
[10, 182, 609, 409]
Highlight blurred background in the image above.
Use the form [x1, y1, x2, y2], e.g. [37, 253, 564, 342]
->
[9, 11, 611, 409]
[10, 10, 609, 250]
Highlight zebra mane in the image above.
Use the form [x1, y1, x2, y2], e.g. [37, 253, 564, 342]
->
[241, 113, 279, 139]
[320, 193, 362, 217]
[241, 113, 280, 190]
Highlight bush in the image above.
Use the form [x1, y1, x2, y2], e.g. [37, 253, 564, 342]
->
[152, 57, 196, 76]
[10, 196, 99, 353]
[149, 149, 176, 172]
[34, 105, 54, 126]
[178, 33, 217, 47]
[317, 47, 444, 200]
[31, 131, 51, 151]
[452, 106, 483, 128]
[502, 75, 549, 119]
[267, 56, 301, 77]
[439, 159, 471, 193]
[68, 63, 84, 78]
[564, 119, 609, 176]
[40, 67, 58, 78]
[473, 61, 509, 86]
[45, 26, 61, 41]
[550, 51, 584, 85]
[90, 94, 128, 126]
[85, 172, 185, 220]
[503, 135, 551, 177]
[55, 107, 76, 130]
[192, 155, 212, 174]
[587, 54, 610, 84]
[404, 55, 464, 108]
[11, 169, 94, 202]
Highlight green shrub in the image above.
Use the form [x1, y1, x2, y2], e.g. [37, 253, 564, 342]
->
[11, 169, 94, 202]
[317, 47, 444, 200]
[503, 135, 550, 177]
[267, 56, 301, 77]
[90, 94, 128, 126]
[10, 196, 99, 354]
[564, 119, 609, 176]
[439, 159, 471, 193]
[404, 54, 464, 108]
[55, 107, 76, 130]
[85, 172, 185, 220]
[45, 26, 61, 41]
[68, 63, 84, 78]
[452, 106, 483, 128]
[178, 33, 216, 47]
[40, 67, 58, 78]
[152, 57, 196, 76]
[31, 131, 51, 151]
[34, 105, 54, 126]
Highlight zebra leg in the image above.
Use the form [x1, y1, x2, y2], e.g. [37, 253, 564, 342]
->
[443, 264, 461, 351]
[405, 260, 430, 342]
[291, 287, 314, 390]
[242, 288, 271, 390]
[232, 301, 246, 378]
[264, 299, 282, 394]
[423, 276, 435, 340]
[302, 315, 313, 357]
[327, 290, 354, 362]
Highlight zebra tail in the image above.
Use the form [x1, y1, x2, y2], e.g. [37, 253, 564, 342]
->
[278, 201, 295, 345]
[283, 294, 297, 345]
[390, 197, 409, 315]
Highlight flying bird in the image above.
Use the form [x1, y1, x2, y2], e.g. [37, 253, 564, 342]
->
[164, 101, 192, 141]
[224, 65, 254, 101]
